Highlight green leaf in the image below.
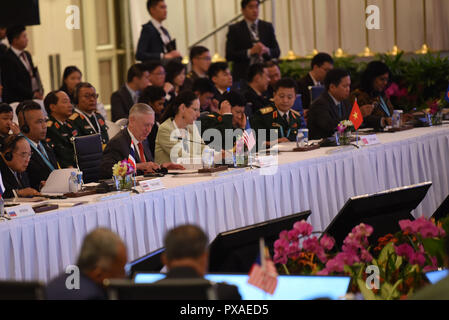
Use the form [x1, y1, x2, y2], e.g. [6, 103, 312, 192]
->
[357, 278, 378, 300]
[422, 238, 446, 266]
[378, 242, 395, 265]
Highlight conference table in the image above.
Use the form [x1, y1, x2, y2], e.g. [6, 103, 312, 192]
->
[1, 124, 449, 283]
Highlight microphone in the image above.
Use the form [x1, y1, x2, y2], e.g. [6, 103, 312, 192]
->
[177, 137, 207, 146]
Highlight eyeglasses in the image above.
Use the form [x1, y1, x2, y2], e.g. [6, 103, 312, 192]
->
[14, 151, 33, 159]
[82, 93, 99, 100]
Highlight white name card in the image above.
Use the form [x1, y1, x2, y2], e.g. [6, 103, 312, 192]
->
[361, 134, 381, 146]
[139, 178, 165, 193]
[256, 155, 278, 168]
[5, 204, 35, 219]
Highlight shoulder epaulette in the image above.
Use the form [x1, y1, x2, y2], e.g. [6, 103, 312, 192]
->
[69, 113, 79, 121]
[46, 121, 53, 127]
[207, 114, 216, 118]
[259, 107, 274, 115]
[291, 109, 300, 117]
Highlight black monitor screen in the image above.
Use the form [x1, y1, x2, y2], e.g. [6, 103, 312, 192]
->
[325, 182, 432, 248]
[125, 248, 165, 277]
[0, 0, 40, 27]
[432, 195, 449, 221]
[208, 211, 311, 273]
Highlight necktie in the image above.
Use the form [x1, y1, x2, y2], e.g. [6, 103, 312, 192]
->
[160, 26, 170, 38]
[20, 52, 33, 77]
[38, 143, 48, 161]
[337, 103, 343, 119]
[283, 113, 288, 123]
[250, 23, 259, 41]
[138, 142, 146, 163]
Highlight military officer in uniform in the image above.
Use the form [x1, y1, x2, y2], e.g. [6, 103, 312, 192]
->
[69, 82, 109, 146]
[199, 90, 246, 151]
[44, 90, 78, 168]
[250, 78, 306, 146]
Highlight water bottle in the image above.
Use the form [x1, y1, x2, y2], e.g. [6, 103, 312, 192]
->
[0, 197, 4, 219]
[392, 110, 403, 129]
[69, 172, 79, 193]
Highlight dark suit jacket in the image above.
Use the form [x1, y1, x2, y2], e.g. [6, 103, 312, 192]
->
[45, 272, 106, 300]
[0, 155, 31, 198]
[297, 73, 315, 109]
[111, 85, 134, 122]
[157, 267, 241, 300]
[226, 20, 280, 81]
[26, 141, 59, 191]
[0, 49, 37, 103]
[101, 129, 153, 179]
[0, 43, 7, 58]
[136, 21, 168, 62]
[307, 91, 352, 140]
[243, 85, 271, 117]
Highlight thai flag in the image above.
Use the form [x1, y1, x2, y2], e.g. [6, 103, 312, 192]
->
[128, 143, 137, 171]
[247, 238, 278, 295]
[242, 117, 256, 151]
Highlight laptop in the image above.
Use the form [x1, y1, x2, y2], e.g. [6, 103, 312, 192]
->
[134, 273, 351, 300]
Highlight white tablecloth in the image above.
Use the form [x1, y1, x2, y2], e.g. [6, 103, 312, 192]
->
[1, 125, 449, 283]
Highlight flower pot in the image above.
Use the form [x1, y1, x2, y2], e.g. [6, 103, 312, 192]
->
[113, 174, 134, 191]
[338, 131, 352, 146]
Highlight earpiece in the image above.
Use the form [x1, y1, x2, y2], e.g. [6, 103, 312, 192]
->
[4, 152, 13, 161]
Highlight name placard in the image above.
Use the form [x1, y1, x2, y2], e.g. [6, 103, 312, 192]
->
[5, 204, 35, 219]
[361, 134, 381, 146]
[256, 155, 278, 168]
[139, 178, 165, 193]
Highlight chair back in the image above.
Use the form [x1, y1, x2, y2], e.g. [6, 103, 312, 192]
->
[310, 86, 325, 104]
[71, 134, 103, 183]
[0, 281, 45, 300]
[106, 120, 121, 139]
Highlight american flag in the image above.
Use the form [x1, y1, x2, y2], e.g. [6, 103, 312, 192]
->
[243, 117, 256, 151]
[128, 143, 137, 171]
[247, 239, 278, 295]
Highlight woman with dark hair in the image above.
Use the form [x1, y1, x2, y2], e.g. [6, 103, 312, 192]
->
[155, 91, 204, 164]
[165, 60, 186, 97]
[351, 61, 396, 130]
[60, 66, 82, 104]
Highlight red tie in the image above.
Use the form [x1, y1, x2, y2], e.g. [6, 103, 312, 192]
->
[138, 142, 146, 163]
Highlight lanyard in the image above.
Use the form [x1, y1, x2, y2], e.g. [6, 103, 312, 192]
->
[279, 127, 291, 139]
[379, 97, 391, 117]
[23, 136, 55, 171]
[76, 108, 100, 134]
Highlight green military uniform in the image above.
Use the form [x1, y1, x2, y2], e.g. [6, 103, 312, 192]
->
[46, 115, 78, 168]
[68, 110, 109, 145]
[250, 105, 304, 143]
[199, 112, 236, 151]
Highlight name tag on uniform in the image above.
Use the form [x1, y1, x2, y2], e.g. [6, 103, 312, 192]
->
[5, 204, 35, 219]
[361, 134, 381, 146]
[139, 178, 165, 192]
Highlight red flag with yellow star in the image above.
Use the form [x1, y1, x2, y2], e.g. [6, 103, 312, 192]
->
[350, 100, 363, 131]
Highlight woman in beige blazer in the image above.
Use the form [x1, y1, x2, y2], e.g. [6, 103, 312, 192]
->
[155, 91, 206, 164]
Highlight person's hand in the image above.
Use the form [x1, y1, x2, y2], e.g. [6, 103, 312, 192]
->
[210, 99, 220, 113]
[260, 43, 270, 56]
[17, 188, 41, 197]
[164, 50, 182, 59]
[10, 122, 20, 135]
[249, 43, 263, 56]
[382, 117, 392, 127]
[136, 162, 160, 173]
[360, 104, 374, 117]
[277, 137, 290, 144]
[163, 82, 174, 94]
[219, 100, 232, 115]
[162, 163, 185, 170]
[0, 85, 3, 98]
[233, 112, 246, 129]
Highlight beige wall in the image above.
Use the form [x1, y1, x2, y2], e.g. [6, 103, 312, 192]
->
[28, 0, 84, 95]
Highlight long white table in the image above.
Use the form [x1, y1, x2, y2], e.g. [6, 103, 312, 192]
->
[1, 125, 449, 283]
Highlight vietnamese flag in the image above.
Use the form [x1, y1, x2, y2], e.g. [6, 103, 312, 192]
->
[445, 83, 449, 103]
[350, 100, 363, 131]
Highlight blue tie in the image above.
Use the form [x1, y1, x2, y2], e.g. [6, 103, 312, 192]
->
[337, 103, 343, 119]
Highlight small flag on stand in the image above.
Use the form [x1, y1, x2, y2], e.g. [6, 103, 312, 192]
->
[243, 117, 256, 151]
[349, 99, 363, 131]
[128, 143, 137, 171]
[247, 238, 278, 295]
[445, 83, 449, 103]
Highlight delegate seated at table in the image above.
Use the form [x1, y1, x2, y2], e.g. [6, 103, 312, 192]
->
[0, 135, 40, 198]
[100, 103, 183, 179]
[250, 78, 306, 146]
[155, 91, 206, 164]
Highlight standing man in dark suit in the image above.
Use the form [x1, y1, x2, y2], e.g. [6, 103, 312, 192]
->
[0, 135, 40, 198]
[136, 0, 182, 62]
[159, 225, 242, 300]
[0, 25, 43, 103]
[226, 0, 280, 83]
[0, 26, 7, 57]
[16, 101, 59, 191]
[307, 69, 353, 140]
[297, 53, 334, 110]
[110, 63, 150, 122]
[100, 103, 182, 179]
